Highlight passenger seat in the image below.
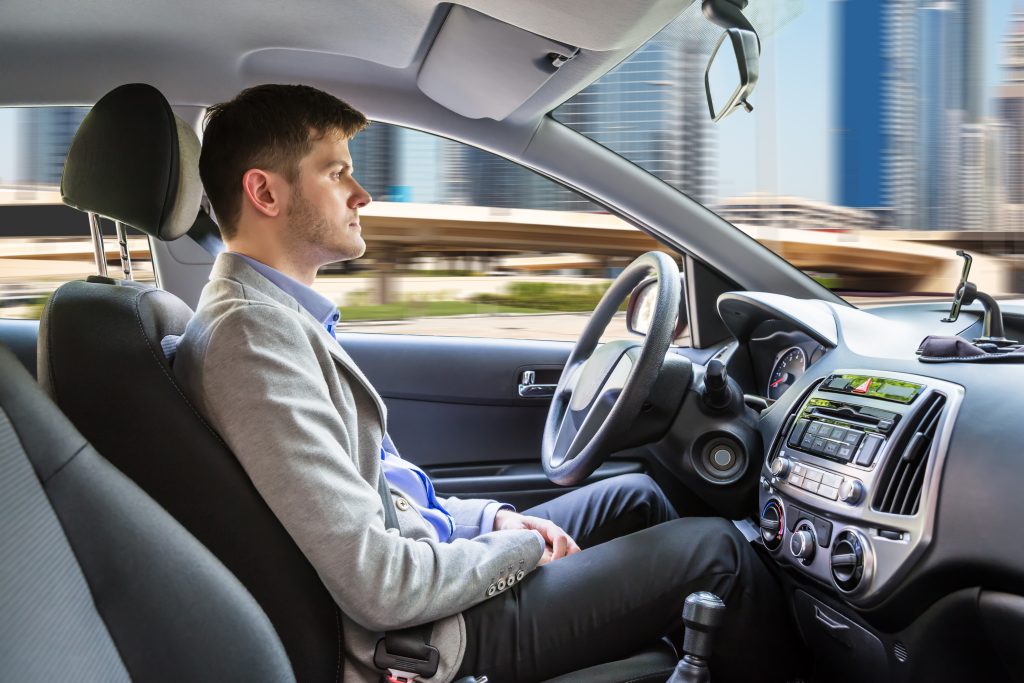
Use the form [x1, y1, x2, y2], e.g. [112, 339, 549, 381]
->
[0, 342, 294, 682]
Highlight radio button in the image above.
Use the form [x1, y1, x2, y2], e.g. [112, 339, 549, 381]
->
[855, 434, 884, 466]
[801, 434, 815, 451]
[828, 426, 847, 440]
[806, 421, 823, 435]
[821, 472, 842, 488]
[823, 441, 840, 457]
[817, 484, 839, 500]
[788, 420, 810, 447]
[805, 469, 823, 483]
[837, 445, 854, 461]
[842, 431, 862, 446]
[812, 437, 826, 452]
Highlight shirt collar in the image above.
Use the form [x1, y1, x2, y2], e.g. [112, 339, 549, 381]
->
[234, 253, 340, 327]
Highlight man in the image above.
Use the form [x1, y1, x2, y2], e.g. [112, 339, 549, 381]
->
[175, 84, 792, 683]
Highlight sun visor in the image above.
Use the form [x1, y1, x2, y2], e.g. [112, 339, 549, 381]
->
[418, 5, 578, 121]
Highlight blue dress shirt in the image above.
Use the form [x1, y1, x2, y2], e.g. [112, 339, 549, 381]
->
[234, 254, 510, 542]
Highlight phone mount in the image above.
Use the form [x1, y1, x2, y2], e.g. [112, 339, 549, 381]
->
[942, 250, 1013, 345]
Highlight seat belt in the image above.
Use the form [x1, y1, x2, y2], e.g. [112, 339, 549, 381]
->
[374, 469, 440, 682]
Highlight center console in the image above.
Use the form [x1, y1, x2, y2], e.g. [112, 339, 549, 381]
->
[758, 369, 963, 605]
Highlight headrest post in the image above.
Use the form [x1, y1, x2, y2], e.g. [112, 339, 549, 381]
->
[87, 212, 109, 277]
[114, 220, 134, 281]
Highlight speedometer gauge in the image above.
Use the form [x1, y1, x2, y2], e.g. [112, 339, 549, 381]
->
[767, 347, 807, 400]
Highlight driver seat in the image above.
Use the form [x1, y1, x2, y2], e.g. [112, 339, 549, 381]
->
[39, 83, 678, 682]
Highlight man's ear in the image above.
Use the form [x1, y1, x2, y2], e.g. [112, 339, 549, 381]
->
[241, 169, 284, 218]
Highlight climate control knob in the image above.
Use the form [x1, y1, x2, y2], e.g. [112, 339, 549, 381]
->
[789, 526, 816, 564]
[839, 480, 864, 505]
[770, 457, 792, 478]
[759, 500, 784, 551]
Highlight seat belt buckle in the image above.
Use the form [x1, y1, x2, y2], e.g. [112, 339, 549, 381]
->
[374, 638, 440, 681]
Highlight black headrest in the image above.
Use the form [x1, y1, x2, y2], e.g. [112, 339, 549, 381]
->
[61, 83, 202, 241]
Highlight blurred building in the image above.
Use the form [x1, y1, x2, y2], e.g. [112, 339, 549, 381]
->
[16, 107, 88, 185]
[715, 195, 878, 232]
[960, 120, 1008, 231]
[835, 0, 889, 211]
[996, 9, 1024, 225]
[556, 13, 715, 208]
[349, 122, 399, 201]
[883, 0, 920, 230]
[837, 0, 985, 231]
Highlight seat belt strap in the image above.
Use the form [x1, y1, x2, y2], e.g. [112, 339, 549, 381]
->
[374, 470, 439, 680]
[377, 468, 400, 531]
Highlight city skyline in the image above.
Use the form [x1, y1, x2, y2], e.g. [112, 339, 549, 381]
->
[0, 0, 1019, 230]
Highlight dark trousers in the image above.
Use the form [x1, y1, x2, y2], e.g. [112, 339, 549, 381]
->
[457, 473, 793, 683]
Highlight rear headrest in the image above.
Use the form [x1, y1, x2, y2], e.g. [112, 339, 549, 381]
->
[61, 83, 202, 242]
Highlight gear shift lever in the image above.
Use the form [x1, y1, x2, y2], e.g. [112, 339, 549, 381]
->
[667, 592, 726, 683]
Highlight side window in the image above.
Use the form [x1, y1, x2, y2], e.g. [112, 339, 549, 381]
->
[316, 122, 684, 344]
[0, 106, 153, 320]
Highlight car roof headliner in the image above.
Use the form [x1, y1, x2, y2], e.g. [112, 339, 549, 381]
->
[0, 0, 695, 155]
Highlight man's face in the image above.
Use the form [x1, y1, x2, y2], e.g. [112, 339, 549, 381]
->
[285, 132, 371, 264]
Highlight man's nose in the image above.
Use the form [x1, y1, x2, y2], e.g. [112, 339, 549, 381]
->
[349, 180, 371, 209]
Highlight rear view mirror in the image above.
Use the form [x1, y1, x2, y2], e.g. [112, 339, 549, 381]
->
[704, 27, 759, 122]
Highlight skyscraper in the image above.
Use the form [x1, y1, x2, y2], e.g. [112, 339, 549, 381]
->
[556, 12, 715, 207]
[996, 10, 1024, 209]
[348, 122, 398, 202]
[835, 0, 888, 210]
[838, 0, 985, 230]
[883, 0, 920, 229]
[918, 1, 965, 231]
[16, 107, 88, 186]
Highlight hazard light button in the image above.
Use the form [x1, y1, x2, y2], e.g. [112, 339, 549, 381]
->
[851, 378, 872, 394]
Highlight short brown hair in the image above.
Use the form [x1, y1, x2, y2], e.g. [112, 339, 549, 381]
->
[199, 84, 368, 239]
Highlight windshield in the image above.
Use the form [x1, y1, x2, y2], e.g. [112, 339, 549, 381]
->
[554, 0, 1024, 304]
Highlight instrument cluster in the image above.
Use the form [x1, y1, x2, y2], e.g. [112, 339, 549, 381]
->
[748, 323, 826, 402]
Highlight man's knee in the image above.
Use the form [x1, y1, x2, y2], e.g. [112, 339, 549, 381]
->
[613, 472, 677, 523]
[664, 516, 746, 575]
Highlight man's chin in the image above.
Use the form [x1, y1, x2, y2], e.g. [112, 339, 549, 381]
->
[332, 239, 366, 263]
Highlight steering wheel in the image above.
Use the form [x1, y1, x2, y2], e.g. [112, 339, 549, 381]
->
[542, 251, 680, 486]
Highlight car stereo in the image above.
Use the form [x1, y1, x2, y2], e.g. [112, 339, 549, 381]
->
[759, 370, 963, 605]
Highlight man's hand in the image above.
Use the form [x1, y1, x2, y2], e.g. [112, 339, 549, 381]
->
[493, 509, 581, 565]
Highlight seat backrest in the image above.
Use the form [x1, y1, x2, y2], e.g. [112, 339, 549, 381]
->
[40, 84, 345, 682]
[0, 342, 295, 682]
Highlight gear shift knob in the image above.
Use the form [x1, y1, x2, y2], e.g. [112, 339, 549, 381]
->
[682, 591, 727, 659]
[667, 592, 726, 683]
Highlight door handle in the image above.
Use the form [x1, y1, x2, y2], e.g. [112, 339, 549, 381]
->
[519, 370, 556, 398]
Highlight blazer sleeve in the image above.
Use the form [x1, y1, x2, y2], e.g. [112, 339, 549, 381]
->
[195, 304, 544, 631]
[443, 497, 512, 539]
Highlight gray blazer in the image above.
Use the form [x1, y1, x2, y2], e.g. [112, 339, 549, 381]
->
[174, 253, 543, 683]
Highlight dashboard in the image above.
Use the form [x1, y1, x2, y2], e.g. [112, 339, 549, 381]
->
[713, 292, 1024, 682]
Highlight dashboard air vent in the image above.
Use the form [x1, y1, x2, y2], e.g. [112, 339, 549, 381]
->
[872, 392, 946, 515]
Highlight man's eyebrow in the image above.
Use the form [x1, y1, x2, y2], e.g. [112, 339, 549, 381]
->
[323, 159, 352, 171]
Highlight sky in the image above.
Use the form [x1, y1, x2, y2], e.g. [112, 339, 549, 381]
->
[716, 0, 1019, 204]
